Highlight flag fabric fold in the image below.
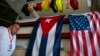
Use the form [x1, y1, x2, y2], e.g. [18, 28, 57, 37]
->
[26, 15, 64, 56]
[68, 11, 100, 56]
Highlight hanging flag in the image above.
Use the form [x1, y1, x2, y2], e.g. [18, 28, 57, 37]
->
[26, 15, 65, 56]
[55, 0, 63, 13]
[68, 11, 100, 56]
[28, 3, 34, 13]
[70, 0, 79, 10]
[22, 4, 30, 16]
[36, 2, 42, 11]
[34, 2, 42, 11]
[50, 0, 58, 13]
[41, 0, 50, 11]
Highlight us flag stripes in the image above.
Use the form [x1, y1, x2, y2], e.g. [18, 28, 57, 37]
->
[69, 11, 100, 56]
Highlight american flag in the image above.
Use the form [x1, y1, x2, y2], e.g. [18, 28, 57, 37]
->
[69, 11, 100, 56]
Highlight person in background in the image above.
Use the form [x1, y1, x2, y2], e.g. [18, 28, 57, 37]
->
[0, 22, 20, 56]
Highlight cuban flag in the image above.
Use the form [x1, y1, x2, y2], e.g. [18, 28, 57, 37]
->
[26, 15, 65, 56]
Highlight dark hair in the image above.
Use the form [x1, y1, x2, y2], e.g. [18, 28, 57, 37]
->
[9, 22, 20, 26]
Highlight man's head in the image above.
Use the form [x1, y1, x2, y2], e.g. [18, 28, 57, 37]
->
[9, 23, 20, 35]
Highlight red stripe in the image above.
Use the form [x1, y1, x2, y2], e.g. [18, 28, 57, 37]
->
[88, 30, 96, 56]
[82, 31, 88, 56]
[97, 11, 100, 48]
[88, 14, 96, 56]
[75, 31, 80, 56]
[94, 13, 100, 48]
[91, 12, 100, 56]
[70, 31, 74, 56]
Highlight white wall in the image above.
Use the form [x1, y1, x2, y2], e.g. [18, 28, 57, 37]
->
[17, 24, 69, 34]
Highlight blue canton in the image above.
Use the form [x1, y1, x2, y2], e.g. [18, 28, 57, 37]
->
[68, 15, 90, 30]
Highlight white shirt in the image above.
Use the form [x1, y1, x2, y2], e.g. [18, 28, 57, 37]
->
[0, 26, 16, 56]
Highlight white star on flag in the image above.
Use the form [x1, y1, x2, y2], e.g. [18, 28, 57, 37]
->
[45, 19, 52, 23]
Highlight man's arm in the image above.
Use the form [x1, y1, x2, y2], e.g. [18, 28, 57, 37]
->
[28, 3, 40, 20]
[0, 27, 10, 56]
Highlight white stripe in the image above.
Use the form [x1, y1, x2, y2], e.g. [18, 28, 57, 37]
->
[32, 25, 43, 56]
[93, 33, 100, 56]
[46, 23, 57, 56]
[73, 30, 77, 56]
[85, 14, 93, 56]
[84, 30, 92, 56]
[78, 31, 84, 56]
[92, 13, 100, 56]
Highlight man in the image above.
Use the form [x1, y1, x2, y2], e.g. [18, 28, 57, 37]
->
[0, 23, 20, 56]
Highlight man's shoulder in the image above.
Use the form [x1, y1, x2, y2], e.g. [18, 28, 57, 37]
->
[0, 26, 7, 30]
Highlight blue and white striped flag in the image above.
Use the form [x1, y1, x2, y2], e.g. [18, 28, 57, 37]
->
[26, 15, 64, 56]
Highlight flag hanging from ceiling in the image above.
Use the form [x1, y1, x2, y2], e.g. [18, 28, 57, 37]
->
[50, 0, 58, 13]
[70, 0, 79, 10]
[26, 15, 65, 56]
[22, 4, 30, 16]
[55, 0, 63, 13]
[41, 0, 50, 11]
[34, 2, 42, 11]
[68, 11, 100, 56]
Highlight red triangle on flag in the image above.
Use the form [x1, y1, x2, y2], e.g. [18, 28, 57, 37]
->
[40, 15, 63, 37]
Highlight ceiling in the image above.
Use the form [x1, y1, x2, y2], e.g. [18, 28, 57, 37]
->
[0, 0, 90, 26]
[0, 0, 33, 25]
[0, 0, 42, 25]
[0, 0, 18, 25]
